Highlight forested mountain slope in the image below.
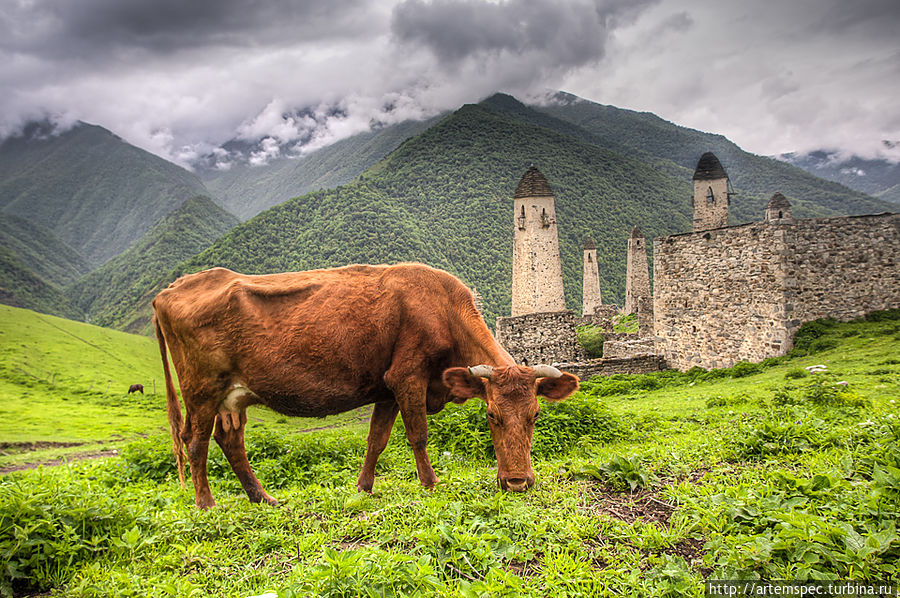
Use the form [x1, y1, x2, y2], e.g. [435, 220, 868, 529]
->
[172, 100, 696, 325]
[200, 116, 444, 220]
[68, 196, 238, 333]
[535, 93, 894, 219]
[0, 122, 211, 266]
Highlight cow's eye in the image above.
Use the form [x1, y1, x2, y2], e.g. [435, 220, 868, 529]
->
[533, 410, 541, 423]
[487, 411, 500, 424]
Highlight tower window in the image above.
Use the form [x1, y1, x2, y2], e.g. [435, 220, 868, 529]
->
[517, 205, 526, 230]
[587, 254, 592, 262]
[706, 187, 715, 203]
[778, 211, 783, 219]
[541, 208, 551, 228]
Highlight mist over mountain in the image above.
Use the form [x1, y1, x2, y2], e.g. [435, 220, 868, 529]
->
[778, 149, 900, 205]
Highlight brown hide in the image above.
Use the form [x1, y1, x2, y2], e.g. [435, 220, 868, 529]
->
[153, 263, 578, 508]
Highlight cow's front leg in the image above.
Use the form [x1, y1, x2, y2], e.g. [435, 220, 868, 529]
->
[357, 401, 400, 493]
[213, 409, 278, 505]
[387, 377, 438, 489]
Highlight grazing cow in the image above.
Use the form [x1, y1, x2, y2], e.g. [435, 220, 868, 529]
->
[128, 384, 144, 394]
[153, 263, 579, 509]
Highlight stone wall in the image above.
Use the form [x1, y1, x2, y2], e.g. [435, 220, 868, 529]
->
[654, 212, 900, 371]
[602, 337, 661, 359]
[495, 310, 583, 366]
[556, 355, 668, 380]
[783, 214, 900, 336]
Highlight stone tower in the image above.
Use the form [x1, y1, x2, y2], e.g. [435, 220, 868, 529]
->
[692, 152, 731, 232]
[624, 226, 651, 315]
[582, 237, 602, 317]
[766, 192, 793, 222]
[511, 166, 566, 317]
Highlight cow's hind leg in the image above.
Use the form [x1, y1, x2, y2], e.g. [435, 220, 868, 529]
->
[357, 401, 400, 493]
[214, 409, 278, 505]
[182, 404, 217, 510]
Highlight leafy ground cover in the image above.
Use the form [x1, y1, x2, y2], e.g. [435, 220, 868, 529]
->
[2, 310, 899, 596]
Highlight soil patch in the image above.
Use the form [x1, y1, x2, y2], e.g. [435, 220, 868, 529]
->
[0, 449, 119, 474]
[582, 486, 676, 524]
[0, 441, 85, 454]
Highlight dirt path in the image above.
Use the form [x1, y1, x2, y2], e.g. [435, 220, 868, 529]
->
[0, 408, 373, 474]
[0, 449, 120, 474]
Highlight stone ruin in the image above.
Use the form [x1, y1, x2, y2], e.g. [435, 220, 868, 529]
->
[493, 154, 900, 376]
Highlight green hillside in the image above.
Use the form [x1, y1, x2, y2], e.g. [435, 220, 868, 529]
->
[0, 122, 211, 266]
[68, 196, 238, 333]
[535, 93, 894, 219]
[0, 304, 167, 444]
[0, 247, 83, 320]
[0, 213, 90, 287]
[201, 116, 444, 220]
[175, 99, 694, 325]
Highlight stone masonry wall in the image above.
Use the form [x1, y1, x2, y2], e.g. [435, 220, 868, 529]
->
[655, 212, 900, 371]
[783, 214, 900, 336]
[654, 222, 791, 371]
[495, 310, 582, 366]
[556, 355, 667, 380]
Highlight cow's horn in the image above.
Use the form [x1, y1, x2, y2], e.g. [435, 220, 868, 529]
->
[533, 364, 562, 378]
[468, 365, 494, 379]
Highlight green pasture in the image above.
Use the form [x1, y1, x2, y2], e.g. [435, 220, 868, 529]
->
[1, 307, 899, 596]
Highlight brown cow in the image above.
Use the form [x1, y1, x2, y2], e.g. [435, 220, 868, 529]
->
[153, 263, 578, 509]
[128, 384, 144, 394]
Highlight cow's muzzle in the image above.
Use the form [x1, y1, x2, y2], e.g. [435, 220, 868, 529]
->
[499, 473, 534, 492]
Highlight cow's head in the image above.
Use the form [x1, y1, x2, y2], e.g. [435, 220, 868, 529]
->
[441, 364, 579, 492]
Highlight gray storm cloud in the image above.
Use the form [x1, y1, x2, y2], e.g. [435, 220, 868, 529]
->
[0, 0, 898, 165]
[391, 0, 655, 71]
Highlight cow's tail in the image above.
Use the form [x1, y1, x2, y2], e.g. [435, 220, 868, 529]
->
[155, 314, 186, 488]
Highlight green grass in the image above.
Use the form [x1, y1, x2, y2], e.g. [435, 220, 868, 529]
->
[2, 309, 900, 595]
[0, 305, 369, 467]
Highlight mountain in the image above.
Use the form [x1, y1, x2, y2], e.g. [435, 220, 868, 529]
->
[68, 196, 238, 333]
[534, 92, 893, 219]
[0, 121, 211, 266]
[778, 150, 900, 204]
[0, 246, 83, 320]
[198, 116, 444, 220]
[169, 98, 702, 325]
[0, 213, 90, 288]
[158, 94, 894, 327]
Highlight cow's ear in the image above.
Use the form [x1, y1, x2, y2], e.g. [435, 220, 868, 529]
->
[537, 373, 579, 402]
[442, 367, 486, 401]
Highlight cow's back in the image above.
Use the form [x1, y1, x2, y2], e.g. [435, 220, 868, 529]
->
[153, 264, 470, 415]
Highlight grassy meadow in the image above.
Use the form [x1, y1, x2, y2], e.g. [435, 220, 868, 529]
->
[2, 307, 900, 596]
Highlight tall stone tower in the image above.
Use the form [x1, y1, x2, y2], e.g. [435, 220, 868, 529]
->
[692, 152, 731, 232]
[582, 237, 602, 317]
[624, 226, 651, 315]
[511, 166, 566, 316]
[765, 192, 793, 222]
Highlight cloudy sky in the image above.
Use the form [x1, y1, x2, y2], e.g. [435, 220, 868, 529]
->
[2, 0, 898, 166]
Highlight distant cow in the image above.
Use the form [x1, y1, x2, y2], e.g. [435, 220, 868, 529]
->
[153, 263, 579, 509]
[127, 384, 144, 394]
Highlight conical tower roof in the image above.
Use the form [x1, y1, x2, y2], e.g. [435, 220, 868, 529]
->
[767, 191, 791, 209]
[583, 237, 596, 250]
[514, 166, 554, 198]
[630, 226, 644, 239]
[693, 152, 728, 180]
